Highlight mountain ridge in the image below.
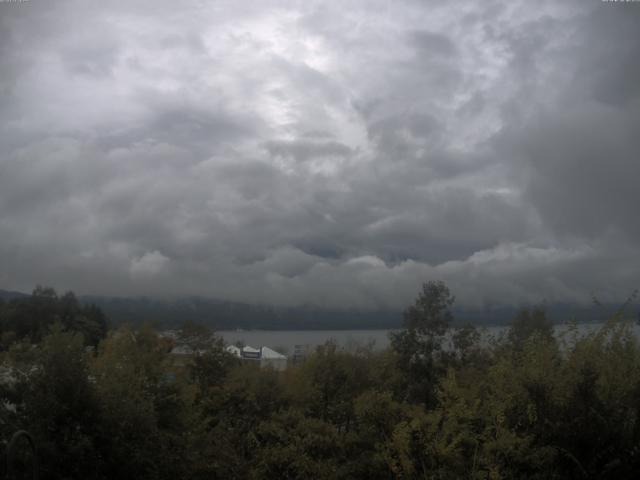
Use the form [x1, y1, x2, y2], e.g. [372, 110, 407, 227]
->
[3, 288, 635, 330]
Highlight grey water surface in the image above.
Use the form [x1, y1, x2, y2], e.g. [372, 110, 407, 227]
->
[217, 323, 638, 355]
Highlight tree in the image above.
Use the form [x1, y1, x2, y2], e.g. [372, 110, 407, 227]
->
[298, 341, 372, 427]
[91, 325, 191, 479]
[251, 410, 342, 480]
[192, 363, 288, 479]
[58, 291, 108, 346]
[0, 287, 107, 347]
[178, 320, 215, 353]
[390, 280, 455, 407]
[507, 306, 554, 350]
[451, 323, 482, 365]
[18, 325, 101, 479]
[189, 335, 239, 399]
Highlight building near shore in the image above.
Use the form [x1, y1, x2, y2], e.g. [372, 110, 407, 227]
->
[168, 339, 288, 371]
[226, 345, 288, 371]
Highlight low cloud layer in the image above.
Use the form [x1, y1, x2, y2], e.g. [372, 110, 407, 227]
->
[1, 0, 639, 309]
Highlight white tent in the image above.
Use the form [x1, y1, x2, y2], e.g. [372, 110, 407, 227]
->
[226, 345, 241, 357]
[225, 344, 288, 370]
[241, 345, 261, 359]
[260, 347, 287, 371]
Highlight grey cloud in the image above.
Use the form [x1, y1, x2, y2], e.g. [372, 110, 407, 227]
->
[145, 107, 253, 152]
[409, 30, 458, 57]
[580, 5, 640, 106]
[0, 0, 638, 310]
[494, 2, 640, 243]
[265, 139, 353, 162]
[60, 37, 121, 78]
[367, 113, 441, 157]
[502, 102, 640, 241]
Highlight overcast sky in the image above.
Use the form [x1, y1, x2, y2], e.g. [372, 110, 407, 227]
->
[1, 0, 639, 309]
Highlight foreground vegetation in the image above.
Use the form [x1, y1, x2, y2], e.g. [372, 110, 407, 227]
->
[0, 283, 639, 479]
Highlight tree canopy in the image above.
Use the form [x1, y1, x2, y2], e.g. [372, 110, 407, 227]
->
[0, 282, 639, 479]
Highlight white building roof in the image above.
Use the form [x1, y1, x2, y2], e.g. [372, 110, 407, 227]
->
[170, 345, 194, 355]
[226, 345, 241, 357]
[170, 345, 208, 356]
[225, 344, 287, 362]
[261, 346, 286, 359]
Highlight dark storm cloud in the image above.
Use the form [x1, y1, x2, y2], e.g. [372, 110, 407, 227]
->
[495, 4, 640, 242]
[0, 0, 639, 309]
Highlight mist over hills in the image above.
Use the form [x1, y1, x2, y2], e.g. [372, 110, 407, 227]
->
[79, 294, 402, 330]
[2, 288, 634, 331]
[0, 289, 29, 301]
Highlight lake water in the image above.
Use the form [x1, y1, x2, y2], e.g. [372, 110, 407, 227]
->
[218, 329, 395, 355]
[218, 322, 638, 355]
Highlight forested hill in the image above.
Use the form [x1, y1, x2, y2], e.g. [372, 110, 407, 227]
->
[81, 295, 403, 330]
[58, 295, 640, 329]
[3, 288, 631, 330]
[1, 289, 401, 330]
[0, 289, 29, 301]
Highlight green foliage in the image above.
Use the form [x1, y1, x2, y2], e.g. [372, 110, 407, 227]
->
[178, 319, 216, 352]
[390, 280, 455, 406]
[91, 325, 194, 480]
[251, 410, 342, 480]
[452, 323, 482, 362]
[297, 341, 373, 426]
[3, 282, 640, 478]
[189, 335, 239, 397]
[508, 306, 554, 350]
[15, 326, 101, 479]
[0, 286, 107, 347]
